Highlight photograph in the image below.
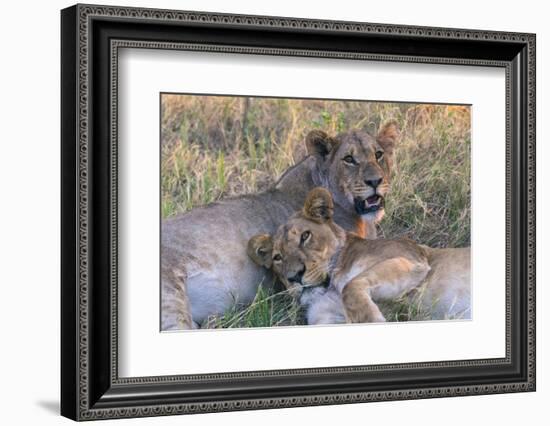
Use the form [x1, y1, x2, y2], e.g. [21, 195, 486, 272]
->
[160, 94, 472, 330]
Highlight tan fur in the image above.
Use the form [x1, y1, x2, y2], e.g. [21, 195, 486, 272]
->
[341, 279, 386, 323]
[162, 125, 399, 330]
[409, 246, 471, 319]
[161, 253, 193, 330]
[249, 188, 470, 325]
[340, 256, 430, 323]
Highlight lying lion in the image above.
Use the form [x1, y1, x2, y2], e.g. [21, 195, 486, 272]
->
[248, 188, 471, 325]
[162, 123, 399, 329]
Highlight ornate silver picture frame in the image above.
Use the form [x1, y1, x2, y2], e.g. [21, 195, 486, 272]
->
[61, 4, 535, 421]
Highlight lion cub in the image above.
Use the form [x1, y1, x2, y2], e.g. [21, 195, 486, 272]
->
[248, 188, 471, 325]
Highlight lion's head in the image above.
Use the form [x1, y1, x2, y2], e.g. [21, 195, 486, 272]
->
[248, 188, 345, 293]
[307, 122, 400, 224]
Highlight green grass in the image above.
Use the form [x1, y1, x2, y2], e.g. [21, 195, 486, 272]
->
[161, 95, 471, 327]
[201, 286, 304, 329]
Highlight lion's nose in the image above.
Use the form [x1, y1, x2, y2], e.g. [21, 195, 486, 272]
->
[288, 267, 305, 284]
[365, 178, 382, 189]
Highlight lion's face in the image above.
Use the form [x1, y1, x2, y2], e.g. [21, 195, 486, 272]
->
[248, 188, 345, 292]
[328, 130, 392, 222]
[307, 123, 399, 224]
[269, 217, 337, 289]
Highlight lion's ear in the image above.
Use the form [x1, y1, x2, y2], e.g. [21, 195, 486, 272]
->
[376, 121, 400, 154]
[306, 130, 338, 161]
[303, 187, 334, 223]
[247, 234, 274, 268]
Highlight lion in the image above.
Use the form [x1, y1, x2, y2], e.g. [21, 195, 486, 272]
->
[162, 123, 400, 330]
[248, 188, 471, 325]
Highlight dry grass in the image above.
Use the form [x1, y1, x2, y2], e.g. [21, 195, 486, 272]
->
[161, 94, 471, 327]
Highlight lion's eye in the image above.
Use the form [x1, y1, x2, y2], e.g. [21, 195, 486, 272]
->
[375, 150, 384, 160]
[300, 231, 311, 245]
[343, 155, 356, 165]
[273, 254, 282, 262]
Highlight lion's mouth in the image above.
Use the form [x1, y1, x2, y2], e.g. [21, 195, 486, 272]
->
[354, 195, 385, 215]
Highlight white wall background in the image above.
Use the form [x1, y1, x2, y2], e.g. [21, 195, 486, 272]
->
[0, 0, 546, 424]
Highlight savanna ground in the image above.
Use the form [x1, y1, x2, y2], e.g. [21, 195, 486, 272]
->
[161, 94, 471, 328]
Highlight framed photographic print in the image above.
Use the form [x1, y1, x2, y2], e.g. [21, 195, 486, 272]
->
[61, 4, 536, 421]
